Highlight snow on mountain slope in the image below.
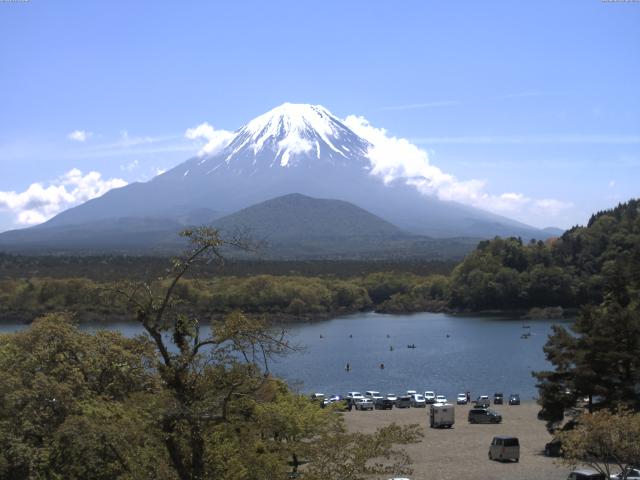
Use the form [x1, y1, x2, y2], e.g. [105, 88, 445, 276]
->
[176, 103, 372, 177]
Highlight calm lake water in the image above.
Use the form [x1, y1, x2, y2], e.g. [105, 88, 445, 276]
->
[0, 312, 569, 401]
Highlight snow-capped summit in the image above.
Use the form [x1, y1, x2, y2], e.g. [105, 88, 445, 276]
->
[193, 103, 371, 173]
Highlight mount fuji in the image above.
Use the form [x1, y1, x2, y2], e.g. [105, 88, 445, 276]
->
[0, 103, 555, 256]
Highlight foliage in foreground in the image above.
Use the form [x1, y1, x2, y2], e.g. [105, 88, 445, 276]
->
[0, 315, 421, 480]
[558, 409, 640, 478]
[533, 297, 640, 429]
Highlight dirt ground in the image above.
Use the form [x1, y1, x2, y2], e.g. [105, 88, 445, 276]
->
[343, 401, 571, 480]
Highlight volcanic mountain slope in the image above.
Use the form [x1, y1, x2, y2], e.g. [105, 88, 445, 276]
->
[0, 193, 479, 259]
[0, 103, 555, 255]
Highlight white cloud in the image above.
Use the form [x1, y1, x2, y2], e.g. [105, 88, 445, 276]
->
[343, 115, 573, 220]
[120, 160, 140, 172]
[0, 169, 127, 226]
[67, 130, 92, 142]
[185, 122, 234, 156]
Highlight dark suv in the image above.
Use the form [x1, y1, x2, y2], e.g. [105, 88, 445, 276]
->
[374, 398, 394, 410]
[509, 394, 521, 405]
[468, 408, 502, 424]
[493, 392, 504, 405]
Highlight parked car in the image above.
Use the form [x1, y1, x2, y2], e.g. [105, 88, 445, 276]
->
[411, 394, 426, 408]
[375, 398, 394, 410]
[610, 467, 640, 479]
[468, 408, 502, 424]
[365, 391, 384, 402]
[475, 395, 491, 408]
[347, 392, 365, 401]
[435, 395, 447, 404]
[567, 469, 606, 480]
[386, 393, 398, 405]
[493, 392, 504, 405]
[406, 390, 417, 396]
[424, 391, 436, 404]
[509, 393, 521, 405]
[488, 436, 520, 462]
[324, 395, 342, 404]
[544, 438, 562, 457]
[324, 395, 348, 410]
[355, 398, 374, 411]
[456, 393, 468, 404]
[396, 395, 412, 408]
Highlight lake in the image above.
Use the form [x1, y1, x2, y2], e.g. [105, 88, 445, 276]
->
[0, 312, 569, 401]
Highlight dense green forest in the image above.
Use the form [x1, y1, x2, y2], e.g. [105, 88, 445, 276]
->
[1, 200, 638, 323]
[449, 199, 640, 310]
[0, 272, 450, 323]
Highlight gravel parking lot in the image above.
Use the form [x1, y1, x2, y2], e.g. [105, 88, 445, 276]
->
[343, 401, 570, 480]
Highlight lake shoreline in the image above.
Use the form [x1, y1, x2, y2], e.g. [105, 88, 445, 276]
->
[0, 304, 576, 325]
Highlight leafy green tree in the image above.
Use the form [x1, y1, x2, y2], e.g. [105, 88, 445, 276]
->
[0, 313, 167, 479]
[534, 298, 640, 428]
[302, 424, 422, 480]
[558, 409, 640, 478]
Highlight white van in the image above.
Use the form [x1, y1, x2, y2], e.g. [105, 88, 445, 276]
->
[429, 403, 454, 428]
[489, 436, 520, 462]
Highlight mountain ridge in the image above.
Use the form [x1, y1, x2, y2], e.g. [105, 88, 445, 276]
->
[1, 103, 557, 253]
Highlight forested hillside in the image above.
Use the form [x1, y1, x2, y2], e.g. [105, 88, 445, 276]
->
[448, 199, 640, 311]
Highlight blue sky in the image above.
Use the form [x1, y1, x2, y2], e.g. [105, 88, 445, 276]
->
[0, 0, 639, 232]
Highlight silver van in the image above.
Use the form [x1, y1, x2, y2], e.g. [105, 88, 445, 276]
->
[488, 436, 519, 462]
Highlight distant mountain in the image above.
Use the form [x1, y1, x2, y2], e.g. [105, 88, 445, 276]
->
[214, 193, 402, 240]
[0, 194, 479, 259]
[212, 193, 479, 259]
[542, 227, 565, 237]
[0, 217, 187, 254]
[0, 103, 555, 255]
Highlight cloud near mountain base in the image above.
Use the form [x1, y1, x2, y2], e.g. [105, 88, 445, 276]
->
[0, 169, 127, 226]
[343, 115, 572, 220]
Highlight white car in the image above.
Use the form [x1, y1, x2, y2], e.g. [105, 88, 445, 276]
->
[347, 391, 365, 401]
[355, 398, 374, 411]
[411, 394, 426, 408]
[456, 393, 468, 404]
[365, 390, 384, 401]
[435, 395, 447, 404]
[386, 393, 398, 404]
[406, 390, 417, 396]
[424, 391, 436, 404]
[611, 468, 640, 479]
